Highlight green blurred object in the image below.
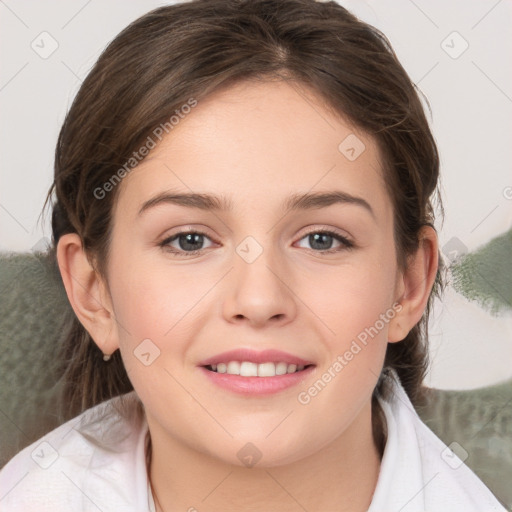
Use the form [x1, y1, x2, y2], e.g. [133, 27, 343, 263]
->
[0, 251, 511, 510]
[417, 382, 512, 510]
[0, 252, 69, 467]
[451, 227, 512, 314]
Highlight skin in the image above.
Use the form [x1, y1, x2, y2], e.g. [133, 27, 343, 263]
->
[58, 80, 438, 512]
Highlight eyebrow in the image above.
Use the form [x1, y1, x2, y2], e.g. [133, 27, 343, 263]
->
[138, 189, 375, 219]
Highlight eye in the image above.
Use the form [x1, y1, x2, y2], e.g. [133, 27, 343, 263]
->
[160, 230, 215, 256]
[159, 227, 354, 257]
[295, 229, 353, 254]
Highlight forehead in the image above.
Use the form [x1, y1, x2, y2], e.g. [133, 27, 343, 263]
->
[115, 80, 389, 220]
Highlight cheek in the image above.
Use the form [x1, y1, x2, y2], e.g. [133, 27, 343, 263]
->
[107, 251, 210, 342]
[302, 254, 398, 346]
[106, 264, 204, 411]
[294, 261, 395, 435]
[294, 247, 397, 408]
[109, 272, 172, 344]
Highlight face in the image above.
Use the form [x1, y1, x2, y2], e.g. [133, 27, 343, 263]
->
[104, 80, 401, 467]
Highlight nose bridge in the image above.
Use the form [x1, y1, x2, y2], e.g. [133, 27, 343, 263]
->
[222, 233, 297, 326]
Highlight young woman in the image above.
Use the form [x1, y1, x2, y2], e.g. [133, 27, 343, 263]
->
[0, 0, 507, 510]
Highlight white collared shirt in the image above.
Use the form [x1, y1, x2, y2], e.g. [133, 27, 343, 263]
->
[368, 368, 507, 511]
[0, 369, 507, 511]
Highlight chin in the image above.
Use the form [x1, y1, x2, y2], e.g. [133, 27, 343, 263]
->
[211, 434, 319, 469]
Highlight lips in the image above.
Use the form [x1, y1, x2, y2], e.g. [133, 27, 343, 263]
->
[197, 348, 316, 395]
[197, 348, 314, 368]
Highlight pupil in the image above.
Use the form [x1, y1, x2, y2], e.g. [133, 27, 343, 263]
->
[310, 233, 332, 250]
[179, 233, 203, 251]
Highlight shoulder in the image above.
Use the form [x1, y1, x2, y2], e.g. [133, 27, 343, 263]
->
[370, 368, 508, 512]
[0, 392, 150, 511]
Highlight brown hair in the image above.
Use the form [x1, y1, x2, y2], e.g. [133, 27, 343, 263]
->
[45, 0, 443, 453]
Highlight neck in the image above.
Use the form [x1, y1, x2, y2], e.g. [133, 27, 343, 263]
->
[147, 399, 384, 512]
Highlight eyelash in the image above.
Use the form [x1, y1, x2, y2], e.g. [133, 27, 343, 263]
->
[159, 228, 354, 257]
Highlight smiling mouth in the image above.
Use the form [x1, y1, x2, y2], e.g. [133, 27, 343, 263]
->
[204, 361, 315, 377]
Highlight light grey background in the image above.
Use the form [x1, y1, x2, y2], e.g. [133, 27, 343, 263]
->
[1, 0, 511, 389]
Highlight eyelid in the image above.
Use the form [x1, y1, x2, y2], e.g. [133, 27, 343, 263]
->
[297, 224, 354, 243]
[159, 225, 216, 243]
[163, 226, 211, 240]
[299, 224, 352, 239]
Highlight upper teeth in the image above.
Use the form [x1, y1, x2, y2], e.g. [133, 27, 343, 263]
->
[211, 361, 305, 377]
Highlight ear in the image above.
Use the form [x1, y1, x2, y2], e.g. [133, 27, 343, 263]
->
[388, 225, 439, 343]
[56, 233, 119, 356]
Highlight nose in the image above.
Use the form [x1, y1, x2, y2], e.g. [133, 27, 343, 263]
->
[221, 240, 298, 328]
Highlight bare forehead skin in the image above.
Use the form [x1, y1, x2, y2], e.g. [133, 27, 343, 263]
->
[114, 79, 391, 228]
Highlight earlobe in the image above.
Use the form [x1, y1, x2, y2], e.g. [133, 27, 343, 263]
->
[56, 233, 119, 355]
[388, 226, 439, 343]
